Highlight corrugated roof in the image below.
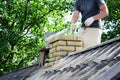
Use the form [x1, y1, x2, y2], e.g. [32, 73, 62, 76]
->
[0, 37, 120, 80]
[0, 63, 39, 80]
[26, 37, 120, 80]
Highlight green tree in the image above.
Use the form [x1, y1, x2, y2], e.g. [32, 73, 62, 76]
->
[102, 0, 120, 41]
[0, 0, 73, 76]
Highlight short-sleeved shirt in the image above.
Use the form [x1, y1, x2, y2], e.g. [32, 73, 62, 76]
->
[74, 0, 105, 28]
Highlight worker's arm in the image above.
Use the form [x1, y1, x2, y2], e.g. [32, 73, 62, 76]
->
[71, 10, 80, 31]
[71, 10, 80, 24]
[85, 4, 109, 26]
[93, 4, 109, 20]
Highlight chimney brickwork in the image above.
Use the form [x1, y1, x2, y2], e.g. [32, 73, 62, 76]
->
[44, 35, 83, 67]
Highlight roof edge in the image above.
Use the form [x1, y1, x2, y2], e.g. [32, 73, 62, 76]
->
[0, 63, 39, 78]
[69, 36, 120, 56]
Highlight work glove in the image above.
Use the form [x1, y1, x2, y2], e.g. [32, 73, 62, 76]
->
[84, 17, 94, 26]
[70, 23, 76, 32]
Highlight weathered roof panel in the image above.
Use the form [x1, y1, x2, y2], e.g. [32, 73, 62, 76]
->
[26, 37, 120, 80]
[1, 37, 120, 80]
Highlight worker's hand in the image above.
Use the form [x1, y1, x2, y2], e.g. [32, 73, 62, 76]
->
[70, 23, 75, 32]
[84, 17, 94, 26]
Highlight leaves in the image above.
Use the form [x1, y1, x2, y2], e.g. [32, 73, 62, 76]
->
[0, 0, 73, 76]
[102, 0, 120, 41]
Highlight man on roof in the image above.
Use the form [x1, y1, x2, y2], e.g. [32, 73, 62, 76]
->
[71, 0, 109, 48]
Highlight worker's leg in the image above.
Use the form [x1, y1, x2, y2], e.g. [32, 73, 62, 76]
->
[83, 28, 102, 49]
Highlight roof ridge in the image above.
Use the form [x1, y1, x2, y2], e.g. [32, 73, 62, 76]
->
[68, 36, 120, 57]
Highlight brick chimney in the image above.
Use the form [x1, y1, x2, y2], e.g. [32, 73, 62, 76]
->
[44, 35, 83, 67]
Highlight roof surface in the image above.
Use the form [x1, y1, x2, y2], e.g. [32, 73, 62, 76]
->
[0, 63, 39, 80]
[0, 37, 120, 80]
[26, 37, 120, 80]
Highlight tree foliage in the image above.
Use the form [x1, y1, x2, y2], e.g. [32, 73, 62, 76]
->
[0, 0, 73, 76]
[102, 0, 120, 41]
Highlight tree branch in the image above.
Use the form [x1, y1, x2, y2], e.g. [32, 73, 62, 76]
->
[20, 0, 30, 30]
[39, 9, 53, 19]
